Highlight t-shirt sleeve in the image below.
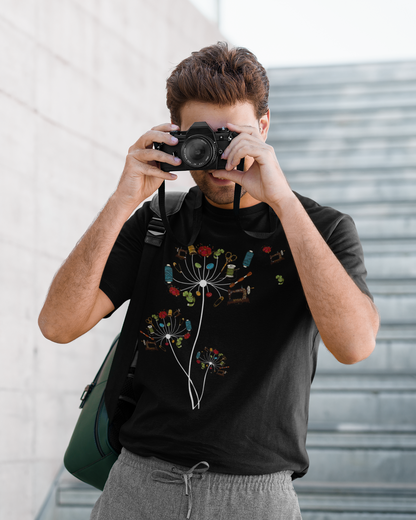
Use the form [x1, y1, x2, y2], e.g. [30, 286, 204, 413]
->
[326, 214, 373, 301]
[99, 206, 148, 314]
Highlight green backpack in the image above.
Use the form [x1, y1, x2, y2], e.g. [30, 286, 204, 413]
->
[63, 190, 188, 490]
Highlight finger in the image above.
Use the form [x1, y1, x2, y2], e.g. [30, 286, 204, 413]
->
[212, 168, 244, 185]
[151, 123, 180, 132]
[129, 124, 180, 151]
[226, 122, 259, 136]
[129, 148, 182, 167]
[225, 139, 259, 170]
[222, 132, 258, 160]
[138, 162, 178, 180]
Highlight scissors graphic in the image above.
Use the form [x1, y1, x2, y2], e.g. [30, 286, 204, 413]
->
[221, 252, 237, 272]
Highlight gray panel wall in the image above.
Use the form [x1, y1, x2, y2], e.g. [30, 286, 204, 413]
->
[0, 2, 223, 518]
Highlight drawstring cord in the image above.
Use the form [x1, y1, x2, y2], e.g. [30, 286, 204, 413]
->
[151, 461, 210, 519]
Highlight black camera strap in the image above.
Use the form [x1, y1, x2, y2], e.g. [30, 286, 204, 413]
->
[233, 183, 279, 239]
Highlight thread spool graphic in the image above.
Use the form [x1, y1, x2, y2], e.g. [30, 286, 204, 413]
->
[243, 250, 254, 268]
[168, 309, 173, 316]
[188, 245, 197, 255]
[147, 324, 154, 335]
[164, 264, 173, 284]
[225, 264, 236, 278]
[186, 320, 192, 331]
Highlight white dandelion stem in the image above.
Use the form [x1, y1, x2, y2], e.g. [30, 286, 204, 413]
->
[168, 338, 199, 398]
[187, 284, 205, 409]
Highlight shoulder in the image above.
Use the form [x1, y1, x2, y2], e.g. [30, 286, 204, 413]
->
[293, 191, 353, 241]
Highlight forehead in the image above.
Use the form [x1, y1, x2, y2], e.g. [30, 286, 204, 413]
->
[179, 101, 257, 131]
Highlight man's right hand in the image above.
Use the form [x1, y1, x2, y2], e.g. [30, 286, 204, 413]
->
[114, 123, 182, 211]
[38, 123, 182, 343]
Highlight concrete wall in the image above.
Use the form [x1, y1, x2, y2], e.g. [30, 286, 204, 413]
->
[0, 1, 223, 518]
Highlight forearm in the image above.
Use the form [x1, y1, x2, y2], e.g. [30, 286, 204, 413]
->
[38, 193, 136, 343]
[273, 194, 379, 364]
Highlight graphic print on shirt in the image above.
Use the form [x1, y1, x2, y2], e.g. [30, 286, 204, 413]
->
[167, 244, 255, 309]
[139, 308, 209, 407]
[262, 246, 286, 285]
[140, 243, 286, 410]
[162, 244, 252, 409]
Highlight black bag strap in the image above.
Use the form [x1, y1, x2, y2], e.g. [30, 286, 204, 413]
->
[104, 190, 187, 426]
[157, 181, 203, 246]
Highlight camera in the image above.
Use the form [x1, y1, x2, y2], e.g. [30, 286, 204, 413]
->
[154, 122, 244, 172]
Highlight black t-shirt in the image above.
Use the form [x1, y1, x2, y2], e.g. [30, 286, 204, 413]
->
[100, 188, 372, 479]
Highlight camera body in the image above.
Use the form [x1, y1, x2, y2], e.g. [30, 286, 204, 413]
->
[154, 122, 244, 172]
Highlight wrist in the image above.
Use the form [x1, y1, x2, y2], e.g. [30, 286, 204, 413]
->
[269, 191, 298, 218]
[110, 190, 145, 217]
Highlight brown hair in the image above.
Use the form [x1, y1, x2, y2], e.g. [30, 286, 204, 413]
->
[166, 41, 269, 125]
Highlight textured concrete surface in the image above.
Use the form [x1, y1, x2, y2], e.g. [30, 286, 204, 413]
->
[0, 1, 223, 518]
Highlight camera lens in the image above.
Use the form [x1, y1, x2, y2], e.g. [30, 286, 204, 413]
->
[182, 136, 214, 168]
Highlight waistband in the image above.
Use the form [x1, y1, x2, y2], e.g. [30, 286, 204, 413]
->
[118, 448, 294, 489]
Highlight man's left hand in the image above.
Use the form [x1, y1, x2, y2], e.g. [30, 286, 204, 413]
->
[214, 122, 295, 212]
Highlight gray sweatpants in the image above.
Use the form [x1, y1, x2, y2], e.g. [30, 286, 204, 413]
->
[90, 448, 303, 520]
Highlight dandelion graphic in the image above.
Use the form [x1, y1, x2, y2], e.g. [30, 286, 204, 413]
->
[160, 244, 249, 409]
[140, 309, 211, 407]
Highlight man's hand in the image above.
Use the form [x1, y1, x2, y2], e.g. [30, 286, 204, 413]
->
[213, 122, 296, 213]
[39, 123, 182, 343]
[115, 123, 182, 211]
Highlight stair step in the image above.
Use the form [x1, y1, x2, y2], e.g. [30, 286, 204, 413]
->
[267, 61, 416, 86]
[316, 339, 416, 373]
[269, 119, 416, 141]
[269, 95, 416, 114]
[278, 152, 416, 171]
[57, 484, 100, 507]
[351, 215, 416, 240]
[270, 107, 416, 129]
[269, 81, 416, 101]
[306, 429, 416, 449]
[375, 323, 416, 341]
[55, 507, 94, 520]
[284, 166, 416, 183]
[368, 279, 416, 295]
[287, 178, 416, 204]
[309, 389, 416, 426]
[272, 136, 416, 154]
[333, 202, 416, 218]
[373, 293, 416, 323]
[365, 255, 416, 279]
[311, 374, 416, 392]
[293, 481, 416, 516]
[307, 448, 416, 483]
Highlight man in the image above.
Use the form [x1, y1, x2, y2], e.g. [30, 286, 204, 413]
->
[39, 42, 379, 519]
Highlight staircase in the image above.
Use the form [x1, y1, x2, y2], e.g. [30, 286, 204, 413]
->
[266, 61, 416, 519]
[35, 61, 416, 520]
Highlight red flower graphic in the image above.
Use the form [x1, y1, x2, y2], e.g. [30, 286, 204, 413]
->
[169, 286, 180, 296]
[262, 246, 272, 253]
[198, 245, 212, 257]
[158, 311, 167, 319]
